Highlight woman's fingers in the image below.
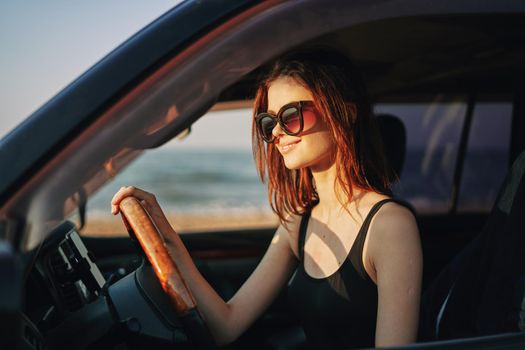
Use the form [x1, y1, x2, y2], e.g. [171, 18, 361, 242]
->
[111, 186, 156, 215]
[111, 186, 176, 239]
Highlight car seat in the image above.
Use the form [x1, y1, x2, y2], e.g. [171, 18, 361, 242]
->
[419, 150, 525, 340]
[376, 113, 407, 181]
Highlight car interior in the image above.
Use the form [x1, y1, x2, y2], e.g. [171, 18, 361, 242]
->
[1, 1, 525, 349]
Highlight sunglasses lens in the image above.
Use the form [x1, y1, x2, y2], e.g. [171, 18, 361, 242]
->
[258, 115, 276, 142]
[281, 107, 301, 134]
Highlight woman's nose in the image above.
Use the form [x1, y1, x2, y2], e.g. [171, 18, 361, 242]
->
[272, 122, 285, 139]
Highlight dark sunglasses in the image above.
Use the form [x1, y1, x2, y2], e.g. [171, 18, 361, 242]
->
[255, 100, 314, 143]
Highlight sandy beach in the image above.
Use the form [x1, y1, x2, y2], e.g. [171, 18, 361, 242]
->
[81, 211, 279, 237]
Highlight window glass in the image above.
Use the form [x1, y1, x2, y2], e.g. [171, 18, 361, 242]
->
[81, 108, 276, 236]
[457, 101, 512, 212]
[375, 95, 467, 213]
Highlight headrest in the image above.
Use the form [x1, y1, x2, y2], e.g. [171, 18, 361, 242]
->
[376, 113, 407, 180]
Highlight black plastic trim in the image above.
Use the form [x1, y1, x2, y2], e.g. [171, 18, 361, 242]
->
[386, 332, 525, 349]
[510, 86, 525, 164]
[449, 94, 476, 213]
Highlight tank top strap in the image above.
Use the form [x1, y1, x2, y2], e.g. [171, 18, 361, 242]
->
[298, 211, 311, 262]
[350, 198, 413, 280]
[298, 198, 414, 265]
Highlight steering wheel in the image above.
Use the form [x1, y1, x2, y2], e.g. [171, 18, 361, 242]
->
[118, 197, 216, 349]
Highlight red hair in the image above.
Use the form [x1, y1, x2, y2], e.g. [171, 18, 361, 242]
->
[252, 49, 392, 224]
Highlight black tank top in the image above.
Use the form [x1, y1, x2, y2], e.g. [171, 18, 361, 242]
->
[287, 199, 406, 349]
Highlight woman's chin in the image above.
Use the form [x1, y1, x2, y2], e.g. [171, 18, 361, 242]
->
[283, 156, 305, 170]
[283, 152, 335, 172]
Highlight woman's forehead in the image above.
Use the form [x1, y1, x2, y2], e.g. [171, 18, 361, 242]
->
[267, 77, 313, 112]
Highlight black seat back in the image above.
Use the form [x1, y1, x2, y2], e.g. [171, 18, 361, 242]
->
[420, 150, 525, 340]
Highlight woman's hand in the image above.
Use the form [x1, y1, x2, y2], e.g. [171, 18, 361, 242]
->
[111, 186, 174, 236]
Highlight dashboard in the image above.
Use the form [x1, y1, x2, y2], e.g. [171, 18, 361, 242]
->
[27, 222, 105, 324]
[20, 221, 190, 350]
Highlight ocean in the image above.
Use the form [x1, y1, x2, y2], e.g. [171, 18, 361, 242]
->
[88, 148, 271, 217]
[87, 147, 508, 217]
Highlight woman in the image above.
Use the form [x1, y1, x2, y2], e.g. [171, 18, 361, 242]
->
[111, 49, 422, 349]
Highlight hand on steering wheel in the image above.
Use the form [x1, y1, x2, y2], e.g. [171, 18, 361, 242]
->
[113, 189, 216, 349]
[118, 196, 196, 313]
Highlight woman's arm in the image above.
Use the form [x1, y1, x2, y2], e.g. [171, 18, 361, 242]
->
[369, 203, 423, 347]
[111, 186, 299, 345]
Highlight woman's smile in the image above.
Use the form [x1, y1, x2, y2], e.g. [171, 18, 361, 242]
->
[278, 139, 301, 154]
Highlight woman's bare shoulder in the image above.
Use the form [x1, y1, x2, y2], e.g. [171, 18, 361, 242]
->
[274, 213, 304, 260]
[369, 200, 419, 244]
[369, 200, 421, 255]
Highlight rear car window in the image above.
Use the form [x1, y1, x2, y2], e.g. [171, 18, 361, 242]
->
[375, 95, 467, 213]
[457, 100, 512, 213]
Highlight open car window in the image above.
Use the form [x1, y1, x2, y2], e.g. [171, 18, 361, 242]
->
[80, 108, 276, 236]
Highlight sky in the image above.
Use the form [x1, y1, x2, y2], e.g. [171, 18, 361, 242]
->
[0, 1, 179, 139]
[0, 1, 254, 150]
